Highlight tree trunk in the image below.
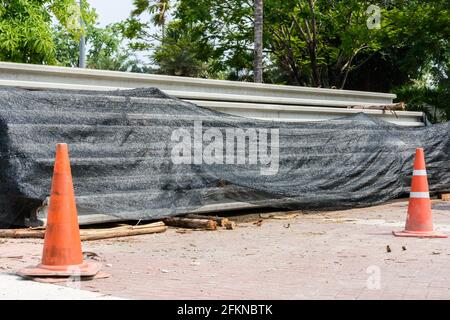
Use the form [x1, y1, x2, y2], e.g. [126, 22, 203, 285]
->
[253, 0, 263, 83]
[307, 0, 320, 87]
[309, 47, 320, 87]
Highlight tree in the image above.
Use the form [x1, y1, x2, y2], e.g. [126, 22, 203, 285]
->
[131, 0, 170, 39]
[86, 24, 141, 71]
[54, 23, 146, 72]
[0, 0, 95, 64]
[53, 25, 80, 67]
[395, 83, 450, 123]
[121, 0, 172, 64]
[172, 0, 382, 86]
[345, 0, 449, 93]
[266, 0, 383, 88]
[344, 0, 449, 121]
[152, 21, 214, 77]
[253, 0, 263, 83]
[125, 0, 449, 123]
[174, 0, 255, 80]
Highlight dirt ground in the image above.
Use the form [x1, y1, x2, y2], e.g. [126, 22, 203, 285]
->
[1, 199, 450, 300]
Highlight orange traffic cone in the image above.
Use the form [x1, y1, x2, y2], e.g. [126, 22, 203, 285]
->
[393, 148, 447, 238]
[18, 143, 101, 277]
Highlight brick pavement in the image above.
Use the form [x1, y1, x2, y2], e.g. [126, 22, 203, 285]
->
[1, 199, 449, 299]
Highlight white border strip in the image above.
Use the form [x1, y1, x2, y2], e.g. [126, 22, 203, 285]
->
[410, 192, 430, 199]
[413, 170, 427, 176]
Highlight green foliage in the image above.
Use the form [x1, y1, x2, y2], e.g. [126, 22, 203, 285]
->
[168, 0, 384, 86]
[121, 0, 171, 52]
[132, 0, 170, 30]
[87, 24, 135, 71]
[383, 1, 449, 80]
[175, 0, 254, 79]
[152, 21, 214, 77]
[120, 17, 152, 51]
[268, 0, 383, 87]
[0, 0, 95, 64]
[375, 0, 449, 122]
[143, 0, 448, 120]
[50, 0, 96, 38]
[394, 83, 450, 123]
[53, 24, 79, 67]
[393, 55, 450, 123]
[54, 23, 146, 72]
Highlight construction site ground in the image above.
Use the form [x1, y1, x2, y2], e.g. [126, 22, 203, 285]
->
[1, 199, 450, 300]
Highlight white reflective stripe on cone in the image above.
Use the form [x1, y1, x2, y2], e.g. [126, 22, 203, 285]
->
[410, 192, 430, 199]
[413, 170, 427, 176]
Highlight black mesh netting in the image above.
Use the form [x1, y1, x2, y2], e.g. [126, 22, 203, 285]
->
[0, 87, 449, 227]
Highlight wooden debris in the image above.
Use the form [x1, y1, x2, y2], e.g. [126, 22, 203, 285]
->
[0, 221, 167, 240]
[272, 213, 299, 220]
[163, 217, 217, 230]
[185, 214, 230, 227]
[347, 102, 405, 111]
[347, 102, 406, 120]
[438, 193, 450, 201]
[253, 219, 263, 227]
[228, 213, 267, 223]
[176, 229, 191, 234]
[224, 221, 236, 230]
[260, 212, 299, 220]
[81, 222, 167, 240]
[0, 228, 45, 239]
[302, 231, 326, 236]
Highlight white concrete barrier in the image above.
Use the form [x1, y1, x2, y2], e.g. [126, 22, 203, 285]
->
[0, 62, 424, 126]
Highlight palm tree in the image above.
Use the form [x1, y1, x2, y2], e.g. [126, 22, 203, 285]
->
[132, 0, 170, 39]
[253, 0, 263, 83]
[151, 0, 170, 38]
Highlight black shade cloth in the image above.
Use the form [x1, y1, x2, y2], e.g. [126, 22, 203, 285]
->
[0, 87, 449, 227]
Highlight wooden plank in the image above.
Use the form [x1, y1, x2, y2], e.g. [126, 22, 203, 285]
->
[80, 224, 167, 241]
[0, 222, 167, 240]
[0, 228, 45, 239]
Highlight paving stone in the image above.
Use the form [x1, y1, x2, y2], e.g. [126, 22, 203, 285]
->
[1, 200, 449, 299]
